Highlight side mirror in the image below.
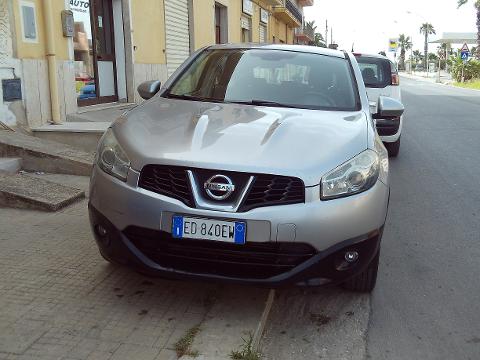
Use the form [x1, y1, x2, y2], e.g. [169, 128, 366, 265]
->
[137, 80, 161, 100]
[375, 96, 404, 119]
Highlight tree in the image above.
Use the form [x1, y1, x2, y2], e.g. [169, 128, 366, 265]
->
[398, 34, 412, 70]
[457, 0, 480, 59]
[304, 20, 325, 47]
[420, 23, 436, 68]
[313, 33, 326, 47]
[413, 50, 423, 64]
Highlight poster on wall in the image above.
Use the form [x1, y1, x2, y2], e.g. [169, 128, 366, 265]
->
[242, 0, 253, 16]
[70, 0, 90, 13]
[260, 8, 268, 24]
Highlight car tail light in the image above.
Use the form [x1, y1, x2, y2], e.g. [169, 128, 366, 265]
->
[391, 73, 400, 86]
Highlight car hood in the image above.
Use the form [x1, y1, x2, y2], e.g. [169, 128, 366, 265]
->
[113, 98, 369, 186]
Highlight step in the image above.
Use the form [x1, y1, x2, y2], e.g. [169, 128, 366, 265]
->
[31, 122, 109, 153]
[67, 103, 135, 122]
[0, 130, 94, 176]
[0, 157, 22, 174]
[0, 173, 85, 211]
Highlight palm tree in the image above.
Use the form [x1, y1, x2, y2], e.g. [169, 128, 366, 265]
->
[398, 34, 412, 70]
[306, 20, 317, 31]
[413, 50, 422, 64]
[420, 23, 436, 68]
[457, 0, 480, 59]
[304, 20, 325, 47]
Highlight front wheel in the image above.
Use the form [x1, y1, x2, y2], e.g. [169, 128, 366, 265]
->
[341, 251, 379, 293]
[384, 137, 401, 157]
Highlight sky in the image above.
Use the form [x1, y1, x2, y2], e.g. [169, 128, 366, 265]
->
[304, 0, 477, 59]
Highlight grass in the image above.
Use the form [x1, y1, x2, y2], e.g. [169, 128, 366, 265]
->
[229, 332, 262, 360]
[174, 324, 201, 358]
[453, 80, 480, 90]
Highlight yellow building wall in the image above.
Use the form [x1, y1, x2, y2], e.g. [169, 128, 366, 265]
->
[272, 17, 287, 43]
[192, 0, 215, 49]
[131, 0, 166, 64]
[227, 0, 241, 43]
[12, 0, 69, 60]
[287, 26, 294, 44]
[192, 0, 277, 49]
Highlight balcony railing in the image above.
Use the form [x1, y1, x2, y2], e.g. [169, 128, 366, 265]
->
[295, 24, 315, 42]
[285, 0, 303, 25]
[273, 0, 303, 28]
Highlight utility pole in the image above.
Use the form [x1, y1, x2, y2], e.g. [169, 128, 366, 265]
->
[325, 20, 328, 47]
[331, 28, 333, 46]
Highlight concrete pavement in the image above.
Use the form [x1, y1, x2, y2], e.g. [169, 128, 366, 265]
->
[0, 176, 269, 360]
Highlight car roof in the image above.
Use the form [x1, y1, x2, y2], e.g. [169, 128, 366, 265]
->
[353, 52, 391, 61]
[205, 43, 347, 59]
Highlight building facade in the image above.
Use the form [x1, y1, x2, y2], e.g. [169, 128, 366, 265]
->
[0, 0, 313, 130]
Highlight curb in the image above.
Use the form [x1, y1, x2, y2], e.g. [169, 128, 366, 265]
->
[252, 289, 276, 352]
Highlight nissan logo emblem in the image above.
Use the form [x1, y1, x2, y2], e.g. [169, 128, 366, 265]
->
[204, 174, 235, 200]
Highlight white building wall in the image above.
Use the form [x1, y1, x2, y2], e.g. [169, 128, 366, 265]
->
[0, 0, 25, 128]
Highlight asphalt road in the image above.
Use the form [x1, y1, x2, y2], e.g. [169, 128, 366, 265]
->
[367, 77, 480, 359]
[262, 77, 480, 360]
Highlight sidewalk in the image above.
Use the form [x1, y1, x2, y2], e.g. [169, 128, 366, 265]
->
[0, 177, 270, 360]
[400, 70, 453, 84]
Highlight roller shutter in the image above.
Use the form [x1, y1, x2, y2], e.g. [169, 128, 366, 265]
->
[164, 0, 190, 76]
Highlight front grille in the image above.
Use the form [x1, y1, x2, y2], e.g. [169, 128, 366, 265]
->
[125, 226, 317, 279]
[240, 175, 305, 212]
[138, 165, 305, 212]
[138, 165, 193, 206]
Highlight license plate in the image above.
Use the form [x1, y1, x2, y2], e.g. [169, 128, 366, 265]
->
[171, 216, 246, 244]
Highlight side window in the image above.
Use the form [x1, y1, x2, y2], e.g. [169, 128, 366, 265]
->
[357, 57, 390, 87]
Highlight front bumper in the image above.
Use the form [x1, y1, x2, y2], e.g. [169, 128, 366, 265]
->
[378, 115, 403, 143]
[90, 205, 383, 286]
[89, 166, 389, 286]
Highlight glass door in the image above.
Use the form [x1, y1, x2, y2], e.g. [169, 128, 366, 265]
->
[73, 0, 118, 106]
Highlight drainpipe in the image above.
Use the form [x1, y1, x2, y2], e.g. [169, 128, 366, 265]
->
[43, 0, 62, 124]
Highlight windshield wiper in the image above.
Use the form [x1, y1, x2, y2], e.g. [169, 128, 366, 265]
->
[166, 93, 222, 103]
[228, 99, 304, 109]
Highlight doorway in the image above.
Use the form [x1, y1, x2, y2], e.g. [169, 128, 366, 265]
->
[215, 3, 227, 44]
[72, 0, 118, 106]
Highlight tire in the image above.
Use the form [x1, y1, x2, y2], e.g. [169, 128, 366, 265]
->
[341, 251, 379, 293]
[384, 137, 401, 157]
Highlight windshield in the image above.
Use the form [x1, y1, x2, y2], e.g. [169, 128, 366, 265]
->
[166, 49, 360, 111]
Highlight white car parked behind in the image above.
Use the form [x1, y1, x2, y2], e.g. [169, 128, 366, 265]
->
[354, 53, 403, 157]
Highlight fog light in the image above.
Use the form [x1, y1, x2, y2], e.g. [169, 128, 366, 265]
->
[345, 251, 359, 263]
[96, 225, 107, 237]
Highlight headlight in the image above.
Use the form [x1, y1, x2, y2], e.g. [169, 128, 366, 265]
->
[321, 149, 381, 200]
[96, 128, 130, 181]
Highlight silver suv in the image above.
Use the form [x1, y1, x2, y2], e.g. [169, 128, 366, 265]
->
[89, 44, 404, 292]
